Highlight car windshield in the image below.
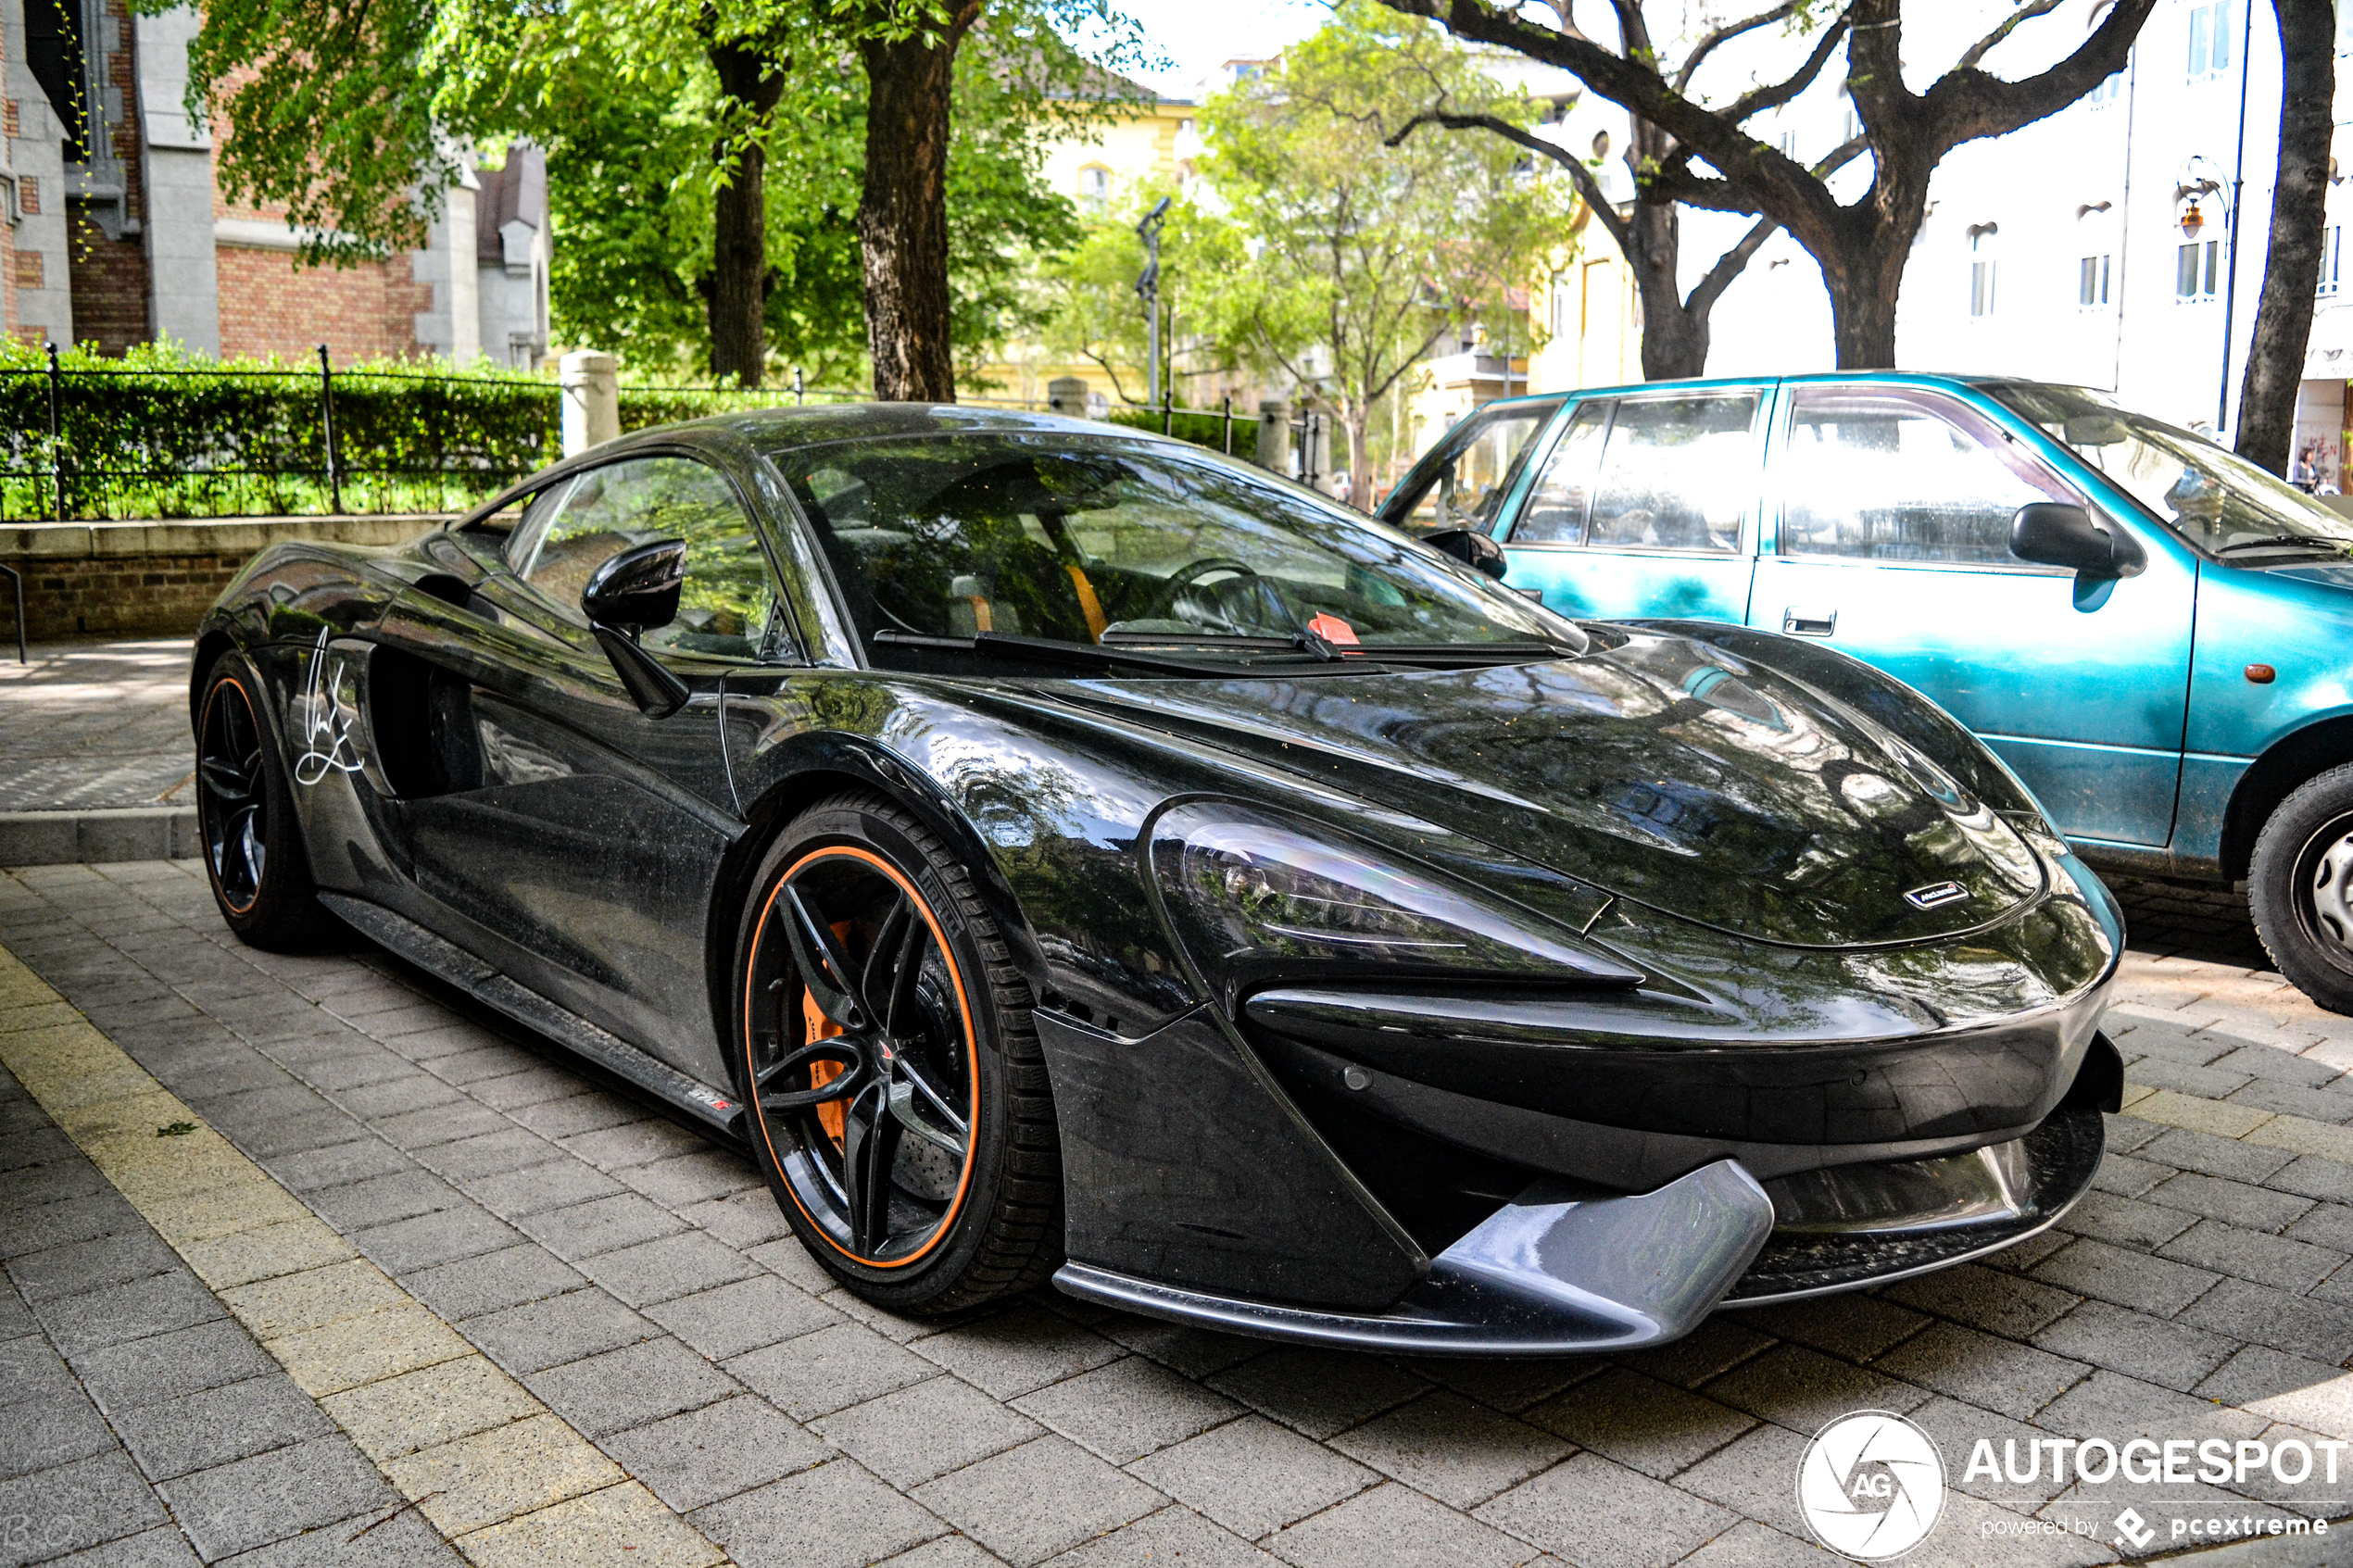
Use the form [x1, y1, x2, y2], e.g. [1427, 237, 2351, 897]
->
[1386, 401, 1558, 533]
[774, 433, 1584, 659]
[1990, 383, 2353, 558]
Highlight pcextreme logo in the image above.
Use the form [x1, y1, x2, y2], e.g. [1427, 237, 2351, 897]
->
[1797, 1411, 1947, 1561]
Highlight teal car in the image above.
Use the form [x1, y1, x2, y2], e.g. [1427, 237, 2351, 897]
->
[1383, 374, 2353, 1014]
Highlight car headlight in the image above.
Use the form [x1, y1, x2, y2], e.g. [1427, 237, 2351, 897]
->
[1146, 801, 1642, 997]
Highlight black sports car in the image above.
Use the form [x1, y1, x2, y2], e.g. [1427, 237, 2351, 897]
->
[191, 406, 2122, 1355]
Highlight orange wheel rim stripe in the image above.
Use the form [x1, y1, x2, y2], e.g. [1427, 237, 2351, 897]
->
[199, 676, 261, 916]
[742, 845, 980, 1269]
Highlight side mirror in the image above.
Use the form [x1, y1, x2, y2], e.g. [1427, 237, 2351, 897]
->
[582, 539, 687, 633]
[581, 540, 690, 719]
[2009, 503, 2145, 579]
[1424, 526, 1508, 581]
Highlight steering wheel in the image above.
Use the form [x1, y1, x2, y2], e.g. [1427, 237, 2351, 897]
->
[1153, 557, 1259, 617]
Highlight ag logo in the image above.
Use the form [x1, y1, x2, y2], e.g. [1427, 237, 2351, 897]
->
[1796, 1411, 1944, 1560]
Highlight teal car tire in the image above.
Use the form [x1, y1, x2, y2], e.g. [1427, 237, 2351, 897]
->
[2250, 763, 2353, 1018]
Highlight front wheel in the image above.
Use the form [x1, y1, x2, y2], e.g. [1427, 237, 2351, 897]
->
[195, 652, 327, 950]
[2250, 763, 2353, 1015]
[732, 791, 1063, 1313]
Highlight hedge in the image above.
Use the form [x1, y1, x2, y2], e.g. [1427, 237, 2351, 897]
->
[0, 344, 560, 522]
[0, 344, 1262, 521]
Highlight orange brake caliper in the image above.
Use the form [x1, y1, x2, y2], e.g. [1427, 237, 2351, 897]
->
[802, 989, 847, 1147]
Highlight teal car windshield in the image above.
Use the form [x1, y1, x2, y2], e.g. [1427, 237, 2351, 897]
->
[1990, 383, 2353, 559]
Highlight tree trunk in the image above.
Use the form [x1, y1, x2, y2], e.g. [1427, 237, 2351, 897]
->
[1621, 132, 1711, 381]
[1342, 405, 1371, 510]
[707, 42, 786, 386]
[2233, 0, 2337, 475]
[858, 16, 971, 403]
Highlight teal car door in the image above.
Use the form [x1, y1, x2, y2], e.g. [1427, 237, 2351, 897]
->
[1748, 382, 2194, 847]
[1498, 387, 1767, 622]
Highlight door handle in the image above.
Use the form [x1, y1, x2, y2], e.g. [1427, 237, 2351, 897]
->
[1782, 607, 1837, 637]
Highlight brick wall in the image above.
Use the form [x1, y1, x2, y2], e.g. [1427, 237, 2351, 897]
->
[15, 554, 253, 638]
[3, 516, 445, 638]
[1, 11, 14, 342]
[67, 216, 151, 355]
[215, 247, 422, 363]
[64, 1, 152, 355]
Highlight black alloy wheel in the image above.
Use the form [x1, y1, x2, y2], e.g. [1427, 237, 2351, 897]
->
[195, 652, 326, 950]
[736, 792, 1061, 1311]
[2251, 762, 2353, 1015]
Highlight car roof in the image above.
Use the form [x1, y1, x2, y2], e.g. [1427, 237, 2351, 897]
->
[617, 401, 1191, 458]
[1546, 370, 2008, 400]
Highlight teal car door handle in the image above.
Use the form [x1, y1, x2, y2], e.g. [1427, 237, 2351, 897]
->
[1782, 606, 1837, 637]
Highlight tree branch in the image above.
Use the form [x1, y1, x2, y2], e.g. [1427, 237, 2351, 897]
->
[1387, 108, 1634, 257]
[1680, 134, 1864, 317]
[1958, 0, 2065, 69]
[1675, 0, 1800, 93]
[1923, 0, 2157, 145]
[1718, 10, 1853, 125]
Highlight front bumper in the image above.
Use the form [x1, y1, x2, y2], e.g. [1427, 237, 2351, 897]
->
[1053, 1098, 2103, 1355]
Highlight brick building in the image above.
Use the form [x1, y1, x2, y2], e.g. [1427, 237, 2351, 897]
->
[0, 0, 548, 364]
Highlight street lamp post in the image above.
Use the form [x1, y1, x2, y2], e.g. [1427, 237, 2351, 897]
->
[1135, 196, 1171, 412]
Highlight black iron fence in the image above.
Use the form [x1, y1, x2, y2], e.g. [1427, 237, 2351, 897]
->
[0, 350, 1263, 523]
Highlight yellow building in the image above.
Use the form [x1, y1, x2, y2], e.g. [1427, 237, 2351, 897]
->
[975, 84, 1205, 408]
[1528, 200, 1642, 395]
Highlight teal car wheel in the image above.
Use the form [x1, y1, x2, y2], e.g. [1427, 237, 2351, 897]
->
[2251, 763, 2353, 1017]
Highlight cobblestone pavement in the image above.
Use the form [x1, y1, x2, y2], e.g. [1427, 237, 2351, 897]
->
[6, 862, 2353, 1568]
[0, 643, 195, 813]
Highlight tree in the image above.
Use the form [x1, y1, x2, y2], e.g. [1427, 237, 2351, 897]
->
[174, 0, 1128, 387]
[1385, 5, 1863, 381]
[1381, 0, 2155, 369]
[2233, 0, 2336, 476]
[1196, 1, 1568, 502]
[1037, 187, 1245, 404]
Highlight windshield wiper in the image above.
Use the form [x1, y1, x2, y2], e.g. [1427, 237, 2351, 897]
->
[2213, 534, 2351, 557]
[1099, 630, 1582, 665]
[873, 629, 1352, 677]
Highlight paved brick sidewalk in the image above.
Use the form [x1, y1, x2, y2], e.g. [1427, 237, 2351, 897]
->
[0, 642, 195, 814]
[5, 860, 2353, 1567]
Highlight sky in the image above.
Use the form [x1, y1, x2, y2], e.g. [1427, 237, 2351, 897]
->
[1090, 0, 1329, 96]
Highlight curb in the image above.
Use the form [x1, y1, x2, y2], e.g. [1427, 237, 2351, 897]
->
[0, 807, 201, 866]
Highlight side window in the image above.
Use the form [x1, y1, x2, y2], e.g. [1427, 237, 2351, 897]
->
[513, 457, 779, 659]
[1389, 403, 1554, 533]
[1585, 393, 1759, 553]
[1509, 402, 1610, 545]
[497, 478, 572, 565]
[1780, 388, 2083, 566]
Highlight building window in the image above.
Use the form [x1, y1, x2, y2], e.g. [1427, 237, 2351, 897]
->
[2079, 254, 2112, 307]
[1777, 129, 1799, 159]
[2086, 71, 2123, 108]
[2188, 1, 2233, 81]
[25, 0, 90, 161]
[2177, 239, 2222, 300]
[2322, 226, 2344, 296]
[1969, 228, 1997, 318]
[1078, 166, 1109, 214]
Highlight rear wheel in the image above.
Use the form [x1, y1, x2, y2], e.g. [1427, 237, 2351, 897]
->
[195, 652, 326, 950]
[2250, 763, 2353, 1015]
[733, 791, 1062, 1312]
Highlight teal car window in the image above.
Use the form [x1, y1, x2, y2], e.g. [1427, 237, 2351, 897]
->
[513, 457, 779, 659]
[1586, 394, 1757, 553]
[1388, 402, 1554, 533]
[1781, 387, 2082, 565]
[1511, 402, 1610, 545]
[1990, 382, 2353, 559]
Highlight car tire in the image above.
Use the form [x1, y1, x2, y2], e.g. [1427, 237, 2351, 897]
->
[732, 789, 1063, 1313]
[2250, 762, 2353, 1016]
[195, 651, 329, 951]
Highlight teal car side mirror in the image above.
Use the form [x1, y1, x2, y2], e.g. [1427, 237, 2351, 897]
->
[2010, 503, 2145, 579]
[1425, 527, 1509, 580]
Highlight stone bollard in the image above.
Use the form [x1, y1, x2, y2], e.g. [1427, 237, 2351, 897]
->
[1047, 376, 1091, 419]
[1257, 399, 1292, 475]
[560, 351, 621, 457]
